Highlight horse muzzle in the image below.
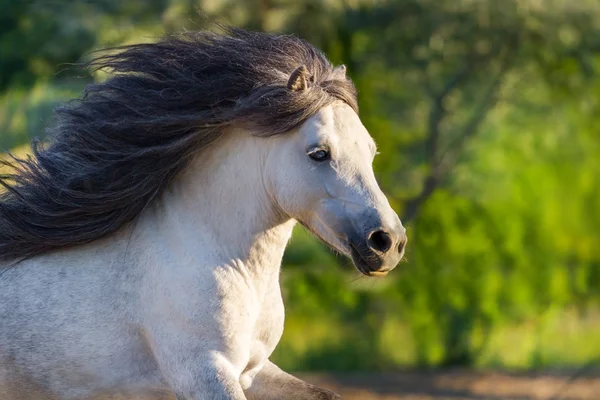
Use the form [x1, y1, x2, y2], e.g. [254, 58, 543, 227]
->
[348, 224, 407, 276]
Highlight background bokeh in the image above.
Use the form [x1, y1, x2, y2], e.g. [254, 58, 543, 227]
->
[2, 0, 600, 382]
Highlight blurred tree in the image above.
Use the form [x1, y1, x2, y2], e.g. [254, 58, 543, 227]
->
[0, 0, 169, 90]
[278, 0, 600, 367]
[288, 0, 600, 223]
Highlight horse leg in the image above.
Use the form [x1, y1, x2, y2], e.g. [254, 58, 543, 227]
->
[171, 368, 246, 400]
[244, 360, 341, 400]
[156, 351, 247, 400]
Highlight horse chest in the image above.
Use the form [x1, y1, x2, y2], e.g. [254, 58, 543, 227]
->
[237, 283, 285, 383]
[159, 265, 286, 365]
[253, 287, 285, 355]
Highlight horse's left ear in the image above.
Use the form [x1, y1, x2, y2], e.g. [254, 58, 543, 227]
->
[287, 65, 310, 91]
[334, 64, 347, 77]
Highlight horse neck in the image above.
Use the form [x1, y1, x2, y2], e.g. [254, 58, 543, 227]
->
[141, 129, 295, 286]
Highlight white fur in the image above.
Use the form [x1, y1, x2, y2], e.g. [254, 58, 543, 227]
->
[0, 103, 402, 399]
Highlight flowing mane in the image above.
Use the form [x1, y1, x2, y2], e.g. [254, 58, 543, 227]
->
[0, 27, 357, 262]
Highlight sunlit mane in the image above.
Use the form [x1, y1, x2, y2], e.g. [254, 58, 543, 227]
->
[0, 27, 357, 262]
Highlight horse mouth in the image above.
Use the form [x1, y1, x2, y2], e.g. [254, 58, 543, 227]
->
[350, 244, 387, 277]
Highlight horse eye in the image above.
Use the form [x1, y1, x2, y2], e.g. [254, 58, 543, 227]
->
[308, 149, 330, 162]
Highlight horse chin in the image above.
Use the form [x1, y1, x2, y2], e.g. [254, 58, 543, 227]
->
[297, 219, 387, 276]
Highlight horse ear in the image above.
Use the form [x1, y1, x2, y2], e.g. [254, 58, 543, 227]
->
[334, 64, 347, 78]
[287, 65, 310, 91]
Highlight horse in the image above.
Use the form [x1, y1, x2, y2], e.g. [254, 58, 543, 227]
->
[0, 27, 406, 400]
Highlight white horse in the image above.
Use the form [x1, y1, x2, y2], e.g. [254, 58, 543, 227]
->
[0, 28, 406, 399]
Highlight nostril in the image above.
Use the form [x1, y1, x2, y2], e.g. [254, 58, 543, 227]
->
[398, 236, 407, 254]
[367, 230, 392, 253]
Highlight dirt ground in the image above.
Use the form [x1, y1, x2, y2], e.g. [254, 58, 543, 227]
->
[299, 369, 600, 400]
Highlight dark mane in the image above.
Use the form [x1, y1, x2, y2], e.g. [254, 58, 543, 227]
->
[0, 27, 357, 262]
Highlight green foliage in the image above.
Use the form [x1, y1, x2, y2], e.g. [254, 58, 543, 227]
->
[0, 81, 85, 149]
[2, 0, 600, 371]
